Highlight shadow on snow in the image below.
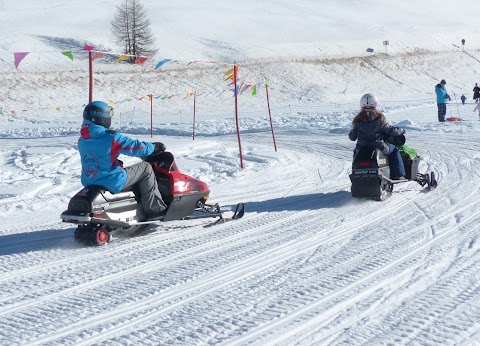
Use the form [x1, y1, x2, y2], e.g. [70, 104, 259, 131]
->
[245, 190, 352, 213]
[0, 228, 77, 256]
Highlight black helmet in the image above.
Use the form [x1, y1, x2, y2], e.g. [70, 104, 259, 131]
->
[83, 101, 113, 128]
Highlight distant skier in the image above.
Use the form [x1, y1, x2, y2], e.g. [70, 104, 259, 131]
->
[461, 94, 467, 105]
[349, 93, 406, 180]
[435, 79, 451, 122]
[473, 83, 480, 103]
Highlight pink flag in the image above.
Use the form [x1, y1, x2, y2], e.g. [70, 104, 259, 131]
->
[14, 52, 30, 69]
[83, 44, 95, 51]
[92, 52, 106, 61]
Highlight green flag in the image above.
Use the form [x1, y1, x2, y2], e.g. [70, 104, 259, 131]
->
[61, 51, 73, 61]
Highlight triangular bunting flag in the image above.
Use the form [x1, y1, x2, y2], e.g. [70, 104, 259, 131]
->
[61, 51, 74, 61]
[135, 57, 149, 64]
[154, 59, 172, 70]
[224, 67, 234, 77]
[92, 52, 106, 61]
[83, 44, 95, 51]
[183, 92, 194, 99]
[14, 52, 30, 69]
[115, 54, 130, 62]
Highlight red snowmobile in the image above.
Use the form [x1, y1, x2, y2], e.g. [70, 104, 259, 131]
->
[61, 151, 244, 245]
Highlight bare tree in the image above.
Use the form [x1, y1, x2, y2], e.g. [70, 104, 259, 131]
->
[111, 0, 157, 62]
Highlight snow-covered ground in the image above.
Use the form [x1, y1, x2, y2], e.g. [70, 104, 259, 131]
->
[1, 0, 480, 345]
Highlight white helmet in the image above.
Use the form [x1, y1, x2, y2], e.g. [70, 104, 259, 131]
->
[360, 93, 379, 110]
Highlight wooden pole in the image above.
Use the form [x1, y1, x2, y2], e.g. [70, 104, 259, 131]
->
[233, 64, 243, 169]
[265, 82, 277, 151]
[193, 91, 196, 140]
[149, 94, 153, 138]
[88, 51, 93, 103]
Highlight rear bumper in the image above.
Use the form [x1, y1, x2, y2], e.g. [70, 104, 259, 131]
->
[350, 174, 382, 198]
[61, 211, 92, 224]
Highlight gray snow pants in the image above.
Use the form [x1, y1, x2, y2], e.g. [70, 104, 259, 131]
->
[122, 161, 166, 216]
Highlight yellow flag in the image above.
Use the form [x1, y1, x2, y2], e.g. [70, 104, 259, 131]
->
[224, 67, 234, 77]
[115, 54, 130, 62]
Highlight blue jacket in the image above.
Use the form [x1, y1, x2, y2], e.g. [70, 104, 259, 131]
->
[435, 84, 450, 104]
[349, 114, 405, 155]
[78, 120, 154, 193]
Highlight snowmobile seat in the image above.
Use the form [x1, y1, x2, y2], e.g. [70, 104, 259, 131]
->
[87, 185, 136, 202]
[352, 147, 388, 169]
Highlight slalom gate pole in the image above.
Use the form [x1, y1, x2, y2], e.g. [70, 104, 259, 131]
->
[453, 93, 460, 117]
[193, 91, 196, 140]
[265, 81, 277, 152]
[233, 63, 244, 169]
[149, 94, 153, 138]
[453, 93, 463, 132]
[88, 51, 93, 103]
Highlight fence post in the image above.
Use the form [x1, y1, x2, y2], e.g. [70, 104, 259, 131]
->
[88, 51, 93, 103]
[193, 91, 196, 140]
[265, 80, 277, 152]
[233, 63, 243, 169]
[149, 94, 153, 138]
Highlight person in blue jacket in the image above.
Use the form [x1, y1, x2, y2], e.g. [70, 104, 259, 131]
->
[78, 101, 166, 220]
[435, 79, 451, 122]
[349, 93, 406, 180]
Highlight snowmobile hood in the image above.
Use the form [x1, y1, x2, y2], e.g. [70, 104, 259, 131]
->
[80, 120, 108, 139]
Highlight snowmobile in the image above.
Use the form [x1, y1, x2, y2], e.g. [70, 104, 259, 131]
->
[349, 135, 437, 201]
[61, 151, 245, 245]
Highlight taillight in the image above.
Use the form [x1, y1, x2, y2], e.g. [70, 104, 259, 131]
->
[359, 161, 370, 167]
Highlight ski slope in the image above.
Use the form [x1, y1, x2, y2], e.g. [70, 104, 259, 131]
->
[2, 0, 480, 344]
[1, 122, 479, 345]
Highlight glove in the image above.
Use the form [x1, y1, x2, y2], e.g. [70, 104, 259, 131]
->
[153, 142, 166, 154]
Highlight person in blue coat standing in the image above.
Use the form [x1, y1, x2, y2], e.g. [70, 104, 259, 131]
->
[435, 79, 451, 122]
[78, 101, 167, 220]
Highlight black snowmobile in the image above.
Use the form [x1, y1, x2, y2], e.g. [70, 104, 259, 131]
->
[61, 150, 244, 245]
[349, 135, 437, 201]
